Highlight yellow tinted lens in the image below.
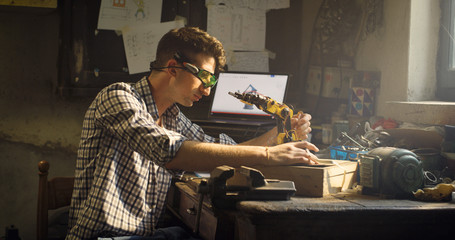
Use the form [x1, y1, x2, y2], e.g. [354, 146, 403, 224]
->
[198, 70, 216, 87]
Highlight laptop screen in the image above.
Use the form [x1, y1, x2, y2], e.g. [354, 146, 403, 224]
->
[209, 72, 289, 120]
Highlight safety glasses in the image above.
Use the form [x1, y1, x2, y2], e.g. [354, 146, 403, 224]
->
[174, 53, 218, 88]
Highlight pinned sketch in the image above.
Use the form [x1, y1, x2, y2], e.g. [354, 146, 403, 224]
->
[228, 51, 269, 72]
[98, 0, 162, 30]
[122, 20, 185, 74]
[207, 4, 233, 49]
[207, 5, 266, 51]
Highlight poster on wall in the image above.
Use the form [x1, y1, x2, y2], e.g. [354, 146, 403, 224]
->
[206, 0, 289, 72]
[98, 0, 162, 31]
[207, 4, 266, 51]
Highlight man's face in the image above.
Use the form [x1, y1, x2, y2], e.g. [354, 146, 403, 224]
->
[171, 54, 216, 107]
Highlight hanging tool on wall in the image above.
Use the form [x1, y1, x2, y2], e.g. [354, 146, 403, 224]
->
[228, 91, 301, 144]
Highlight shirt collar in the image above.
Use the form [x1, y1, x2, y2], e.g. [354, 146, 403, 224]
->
[134, 77, 180, 120]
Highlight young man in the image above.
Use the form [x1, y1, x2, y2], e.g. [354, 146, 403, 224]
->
[67, 27, 319, 239]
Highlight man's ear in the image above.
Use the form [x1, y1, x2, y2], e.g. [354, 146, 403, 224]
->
[167, 58, 178, 67]
[166, 59, 178, 77]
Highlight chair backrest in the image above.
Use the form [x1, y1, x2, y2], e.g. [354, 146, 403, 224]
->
[37, 160, 74, 240]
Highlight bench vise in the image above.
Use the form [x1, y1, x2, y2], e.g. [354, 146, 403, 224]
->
[198, 165, 296, 209]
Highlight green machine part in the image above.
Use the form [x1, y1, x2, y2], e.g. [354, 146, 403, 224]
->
[360, 147, 424, 198]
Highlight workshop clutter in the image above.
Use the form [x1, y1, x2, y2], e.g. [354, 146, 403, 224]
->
[413, 181, 455, 202]
[412, 148, 445, 175]
[410, 125, 455, 202]
[325, 119, 455, 201]
[305, 66, 356, 98]
[329, 145, 367, 161]
[224, 83, 454, 201]
[258, 122, 455, 200]
[371, 117, 398, 129]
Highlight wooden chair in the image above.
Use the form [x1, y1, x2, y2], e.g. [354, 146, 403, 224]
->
[37, 160, 74, 240]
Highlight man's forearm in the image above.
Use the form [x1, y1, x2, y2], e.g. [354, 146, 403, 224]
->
[165, 141, 268, 172]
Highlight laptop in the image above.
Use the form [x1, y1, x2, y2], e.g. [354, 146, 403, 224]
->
[194, 71, 290, 126]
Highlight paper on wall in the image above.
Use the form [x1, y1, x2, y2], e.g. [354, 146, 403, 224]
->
[98, 0, 162, 31]
[206, 1, 289, 72]
[122, 20, 185, 74]
[207, 4, 266, 51]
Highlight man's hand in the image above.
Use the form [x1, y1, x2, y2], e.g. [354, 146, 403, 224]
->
[291, 112, 312, 141]
[267, 141, 319, 166]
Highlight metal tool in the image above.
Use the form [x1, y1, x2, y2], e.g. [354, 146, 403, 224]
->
[197, 165, 296, 209]
[328, 122, 362, 147]
[341, 132, 366, 149]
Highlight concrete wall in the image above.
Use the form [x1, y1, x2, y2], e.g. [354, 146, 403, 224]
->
[355, 0, 441, 117]
[266, 0, 304, 104]
[355, 0, 412, 114]
[408, 0, 439, 101]
[0, 7, 88, 239]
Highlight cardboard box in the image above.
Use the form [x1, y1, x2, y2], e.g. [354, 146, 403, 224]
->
[255, 160, 358, 197]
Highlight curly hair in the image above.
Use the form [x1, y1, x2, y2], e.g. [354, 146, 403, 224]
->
[152, 27, 226, 75]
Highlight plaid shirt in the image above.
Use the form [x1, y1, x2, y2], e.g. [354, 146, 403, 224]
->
[66, 77, 236, 239]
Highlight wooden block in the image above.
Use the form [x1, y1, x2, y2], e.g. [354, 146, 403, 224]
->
[254, 159, 358, 197]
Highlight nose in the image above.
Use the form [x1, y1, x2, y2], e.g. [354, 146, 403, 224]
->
[200, 84, 211, 96]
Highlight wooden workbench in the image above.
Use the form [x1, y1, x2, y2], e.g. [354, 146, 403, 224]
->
[168, 181, 455, 240]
